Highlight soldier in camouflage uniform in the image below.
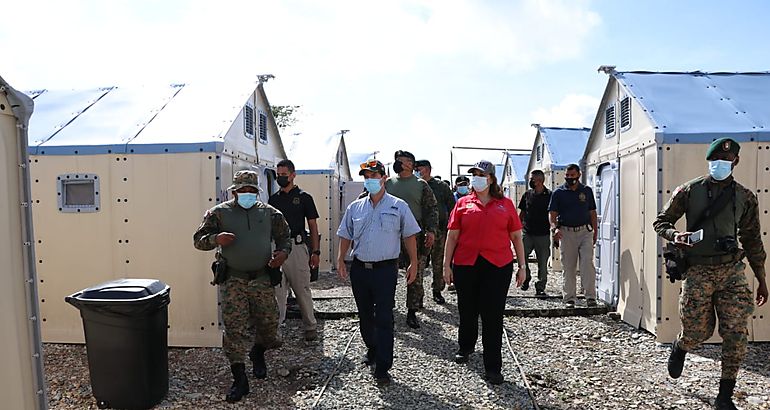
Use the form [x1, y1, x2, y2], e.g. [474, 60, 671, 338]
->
[386, 150, 439, 329]
[653, 138, 768, 410]
[415, 159, 456, 305]
[193, 170, 292, 403]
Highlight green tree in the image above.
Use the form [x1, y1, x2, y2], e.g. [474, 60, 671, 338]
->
[271, 105, 301, 129]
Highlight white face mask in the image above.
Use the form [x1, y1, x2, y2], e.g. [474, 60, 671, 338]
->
[471, 175, 489, 192]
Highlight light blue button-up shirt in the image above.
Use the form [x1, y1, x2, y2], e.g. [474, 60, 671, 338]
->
[337, 193, 421, 262]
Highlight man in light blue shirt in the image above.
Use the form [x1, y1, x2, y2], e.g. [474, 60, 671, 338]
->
[337, 159, 420, 386]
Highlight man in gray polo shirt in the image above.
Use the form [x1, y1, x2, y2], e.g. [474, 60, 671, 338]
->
[337, 159, 421, 386]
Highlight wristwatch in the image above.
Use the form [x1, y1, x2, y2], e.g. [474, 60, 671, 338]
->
[311, 250, 321, 256]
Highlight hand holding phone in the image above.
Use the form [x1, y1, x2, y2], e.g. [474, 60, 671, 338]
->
[687, 229, 704, 245]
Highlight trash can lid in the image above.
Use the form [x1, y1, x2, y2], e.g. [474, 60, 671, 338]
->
[78, 278, 169, 300]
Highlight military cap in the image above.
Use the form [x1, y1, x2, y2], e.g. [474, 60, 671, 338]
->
[394, 150, 415, 162]
[415, 159, 432, 168]
[455, 175, 470, 184]
[468, 160, 495, 176]
[706, 137, 740, 159]
[358, 159, 387, 176]
[228, 170, 261, 191]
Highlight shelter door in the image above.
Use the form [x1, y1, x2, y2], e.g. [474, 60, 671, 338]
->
[596, 162, 620, 307]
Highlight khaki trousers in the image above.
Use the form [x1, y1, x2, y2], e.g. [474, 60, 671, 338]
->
[560, 228, 597, 302]
[275, 244, 317, 331]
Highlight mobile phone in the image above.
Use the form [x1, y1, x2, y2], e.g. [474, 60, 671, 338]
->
[687, 229, 704, 245]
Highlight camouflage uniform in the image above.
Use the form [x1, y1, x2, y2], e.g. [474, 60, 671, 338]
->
[425, 177, 456, 292]
[385, 176, 439, 310]
[194, 174, 292, 365]
[653, 174, 765, 380]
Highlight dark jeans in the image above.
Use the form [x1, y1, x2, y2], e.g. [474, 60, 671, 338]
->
[453, 256, 513, 374]
[350, 259, 398, 377]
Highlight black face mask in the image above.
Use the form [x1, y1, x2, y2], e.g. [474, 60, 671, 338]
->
[529, 180, 536, 189]
[393, 160, 404, 173]
[277, 176, 290, 188]
[565, 177, 578, 186]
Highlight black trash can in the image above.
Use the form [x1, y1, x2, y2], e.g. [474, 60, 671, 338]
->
[66, 279, 171, 409]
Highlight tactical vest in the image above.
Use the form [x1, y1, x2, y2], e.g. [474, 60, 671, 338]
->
[386, 176, 423, 222]
[685, 179, 746, 257]
[217, 205, 272, 272]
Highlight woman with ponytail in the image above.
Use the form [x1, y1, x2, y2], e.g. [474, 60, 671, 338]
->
[442, 160, 526, 385]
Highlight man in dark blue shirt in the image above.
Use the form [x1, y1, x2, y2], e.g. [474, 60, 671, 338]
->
[547, 164, 598, 308]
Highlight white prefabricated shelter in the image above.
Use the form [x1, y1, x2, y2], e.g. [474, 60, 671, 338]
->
[527, 125, 591, 271]
[583, 70, 770, 342]
[284, 133, 353, 272]
[27, 81, 287, 347]
[505, 153, 531, 204]
[1, 77, 47, 409]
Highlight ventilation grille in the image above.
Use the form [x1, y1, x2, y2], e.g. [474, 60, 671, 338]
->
[244, 105, 255, 138]
[258, 111, 268, 142]
[605, 105, 616, 136]
[620, 96, 631, 129]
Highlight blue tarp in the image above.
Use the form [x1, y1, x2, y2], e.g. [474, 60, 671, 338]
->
[615, 71, 770, 143]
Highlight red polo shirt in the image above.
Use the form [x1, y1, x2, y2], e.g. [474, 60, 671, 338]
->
[447, 192, 522, 267]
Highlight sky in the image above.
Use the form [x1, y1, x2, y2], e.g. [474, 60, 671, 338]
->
[3, 0, 770, 180]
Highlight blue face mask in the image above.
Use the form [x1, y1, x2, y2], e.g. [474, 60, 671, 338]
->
[457, 186, 469, 195]
[237, 193, 258, 209]
[364, 178, 382, 195]
[708, 160, 733, 181]
[415, 171, 422, 179]
[471, 175, 489, 192]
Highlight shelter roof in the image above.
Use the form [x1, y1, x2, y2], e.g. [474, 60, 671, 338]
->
[613, 71, 770, 142]
[507, 153, 530, 182]
[538, 127, 591, 166]
[26, 81, 259, 154]
[284, 133, 345, 170]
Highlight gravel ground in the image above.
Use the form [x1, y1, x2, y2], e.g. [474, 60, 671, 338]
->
[44, 267, 770, 409]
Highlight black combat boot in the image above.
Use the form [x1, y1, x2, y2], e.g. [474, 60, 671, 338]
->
[406, 309, 420, 329]
[432, 290, 446, 305]
[667, 340, 687, 378]
[714, 379, 737, 410]
[225, 363, 249, 403]
[249, 345, 267, 379]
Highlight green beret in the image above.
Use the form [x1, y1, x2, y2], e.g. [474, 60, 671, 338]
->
[706, 138, 740, 159]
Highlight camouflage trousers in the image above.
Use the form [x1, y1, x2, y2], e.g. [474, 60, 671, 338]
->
[405, 232, 430, 310]
[425, 229, 447, 292]
[677, 260, 754, 380]
[221, 275, 282, 364]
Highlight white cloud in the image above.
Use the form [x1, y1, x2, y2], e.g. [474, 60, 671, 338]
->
[530, 94, 600, 128]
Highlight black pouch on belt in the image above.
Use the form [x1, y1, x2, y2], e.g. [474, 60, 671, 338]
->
[266, 265, 283, 287]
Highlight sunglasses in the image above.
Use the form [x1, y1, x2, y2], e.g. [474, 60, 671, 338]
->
[360, 160, 380, 169]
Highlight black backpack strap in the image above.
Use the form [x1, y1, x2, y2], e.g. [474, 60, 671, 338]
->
[686, 180, 736, 232]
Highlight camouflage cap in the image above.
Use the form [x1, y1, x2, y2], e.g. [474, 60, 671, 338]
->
[706, 137, 740, 159]
[394, 150, 415, 162]
[228, 170, 261, 191]
[468, 160, 495, 176]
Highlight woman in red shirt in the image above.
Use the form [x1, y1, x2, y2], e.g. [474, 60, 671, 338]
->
[443, 160, 526, 385]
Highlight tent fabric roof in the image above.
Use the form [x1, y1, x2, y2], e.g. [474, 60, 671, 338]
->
[539, 127, 591, 167]
[614, 71, 770, 142]
[26, 81, 257, 154]
[507, 153, 530, 182]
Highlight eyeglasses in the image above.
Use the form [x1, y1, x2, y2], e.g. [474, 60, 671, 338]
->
[360, 160, 380, 169]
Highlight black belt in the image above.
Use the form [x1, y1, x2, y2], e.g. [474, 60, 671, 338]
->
[561, 225, 592, 232]
[352, 258, 398, 270]
[228, 267, 265, 280]
[687, 254, 740, 266]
